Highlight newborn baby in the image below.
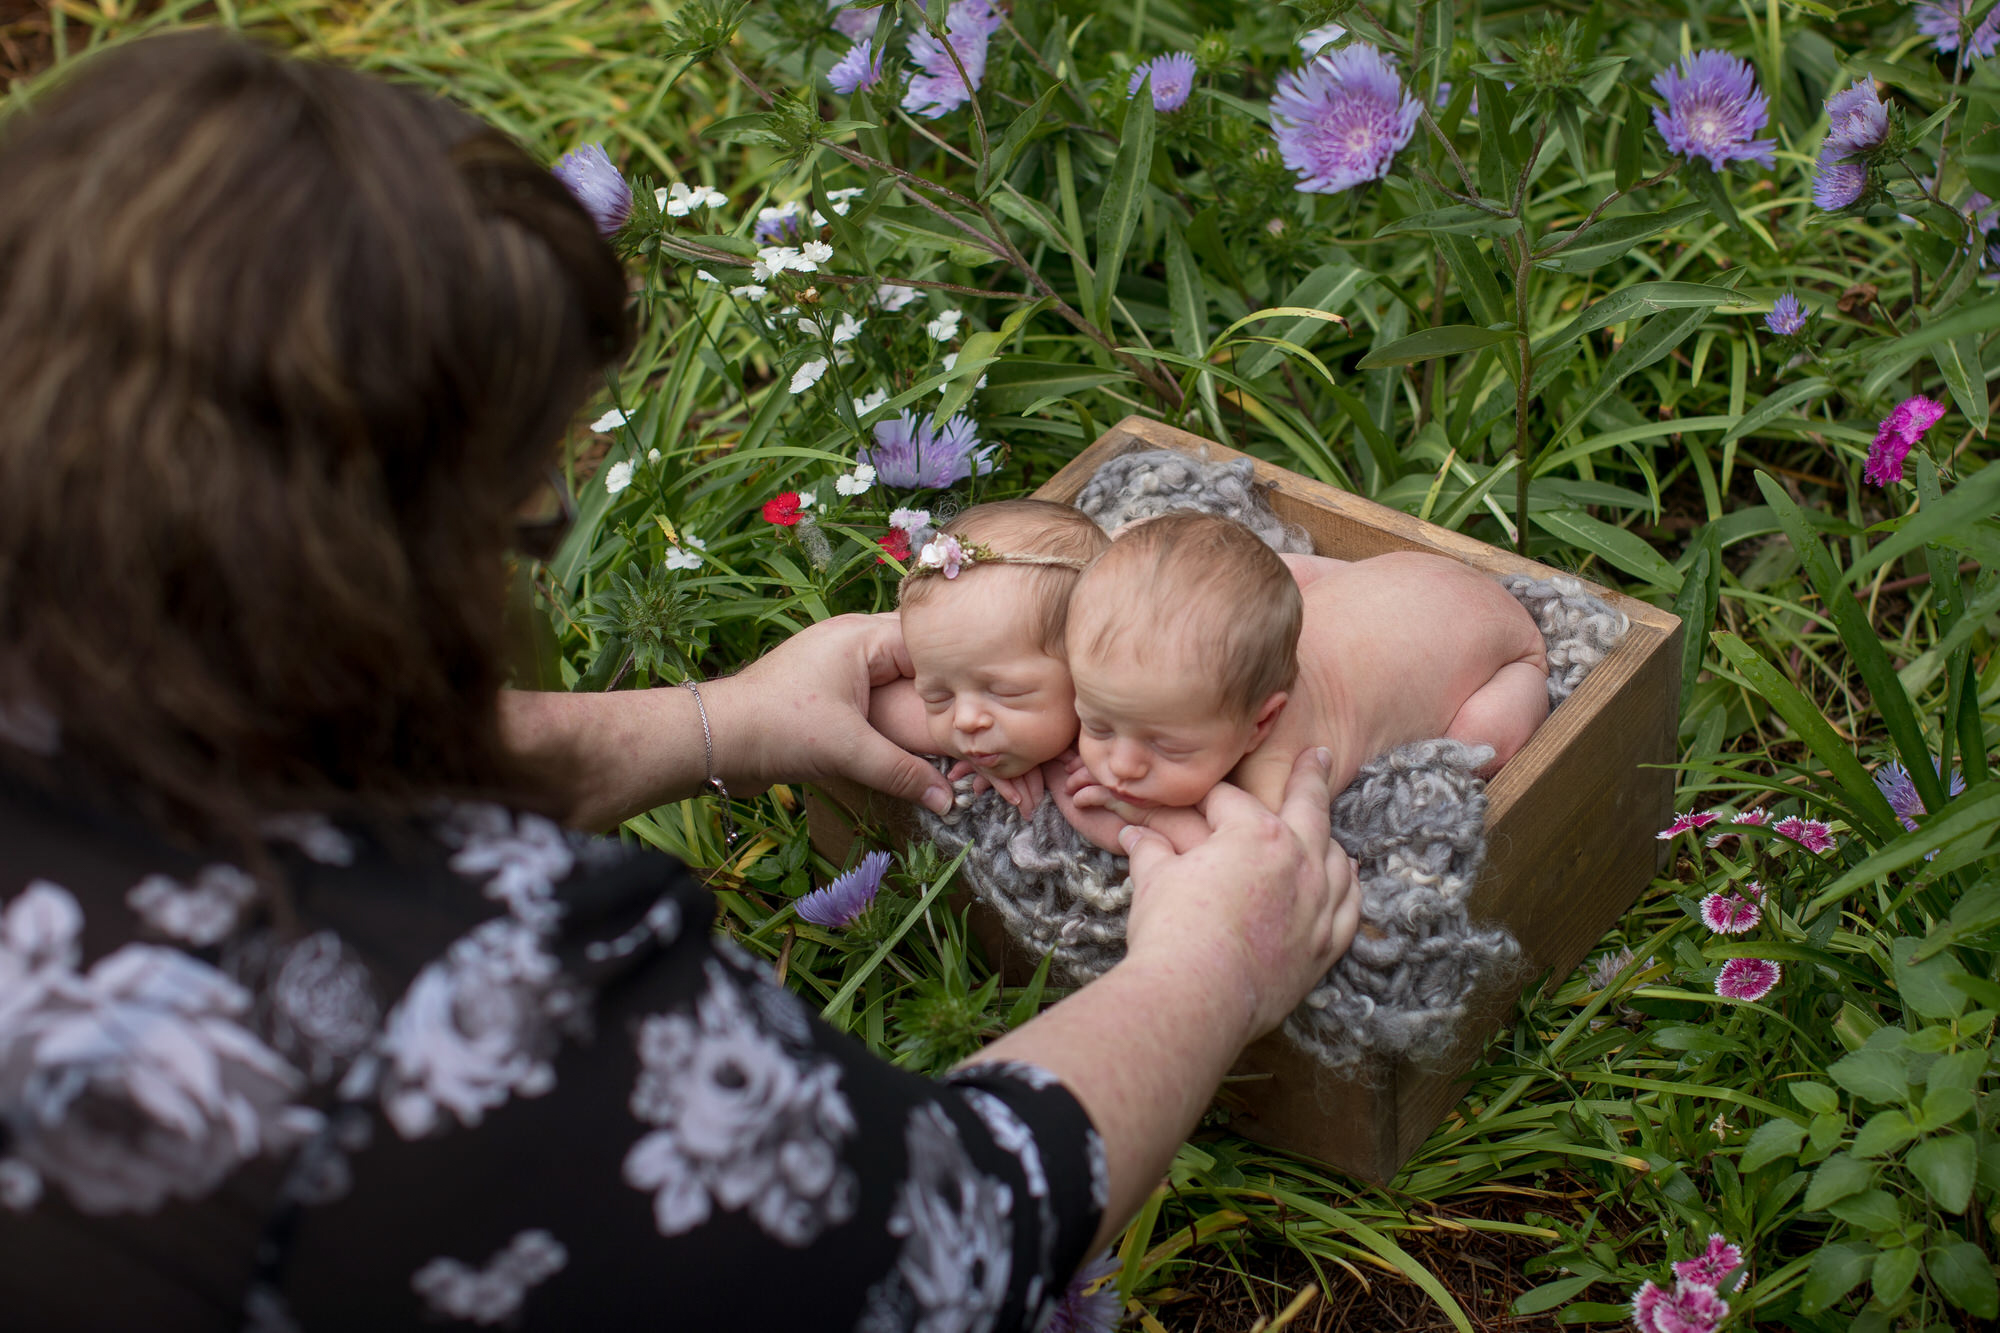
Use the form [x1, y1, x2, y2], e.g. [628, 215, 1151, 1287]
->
[1055, 512, 1550, 852]
[869, 499, 1110, 812]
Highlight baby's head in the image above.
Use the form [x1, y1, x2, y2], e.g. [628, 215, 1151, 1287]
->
[1066, 513, 1302, 808]
[897, 499, 1110, 780]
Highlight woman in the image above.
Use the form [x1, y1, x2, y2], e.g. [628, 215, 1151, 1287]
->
[0, 32, 1356, 1330]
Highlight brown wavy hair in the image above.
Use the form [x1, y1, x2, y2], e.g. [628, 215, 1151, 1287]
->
[0, 31, 631, 840]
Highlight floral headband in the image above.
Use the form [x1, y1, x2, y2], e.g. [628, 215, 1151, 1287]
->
[902, 533, 1088, 582]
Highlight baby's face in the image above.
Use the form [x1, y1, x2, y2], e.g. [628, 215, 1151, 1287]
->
[1068, 643, 1265, 809]
[901, 570, 1077, 780]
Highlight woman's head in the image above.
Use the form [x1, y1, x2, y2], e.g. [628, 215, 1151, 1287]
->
[0, 31, 630, 833]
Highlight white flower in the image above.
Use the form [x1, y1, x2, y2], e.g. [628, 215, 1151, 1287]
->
[925, 308, 962, 341]
[800, 240, 834, 265]
[831, 313, 865, 345]
[590, 408, 628, 433]
[790, 358, 830, 394]
[1299, 22, 1346, 54]
[647, 448, 662, 463]
[695, 269, 719, 283]
[853, 388, 890, 416]
[825, 186, 866, 214]
[889, 507, 931, 533]
[753, 245, 818, 280]
[660, 181, 728, 217]
[664, 547, 702, 571]
[939, 351, 988, 388]
[730, 284, 769, 300]
[604, 460, 635, 495]
[796, 491, 817, 510]
[874, 283, 921, 312]
[684, 533, 708, 550]
[834, 463, 877, 497]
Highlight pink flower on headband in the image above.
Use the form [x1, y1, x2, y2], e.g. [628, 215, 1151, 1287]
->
[917, 534, 969, 579]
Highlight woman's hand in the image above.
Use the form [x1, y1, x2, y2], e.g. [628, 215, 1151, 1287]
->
[1118, 747, 1358, 1044]
[710, 612, 954, 815]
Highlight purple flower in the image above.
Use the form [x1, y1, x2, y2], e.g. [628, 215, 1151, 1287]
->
[903, 0, 1004, 119]
[551, 143, 632, 237]
[796, 850, 891, 928]
[830, 1, 884, 40]
[1700, 889, 1762, 935]
[753, 201, 809, 244]
[1915, 0, 2000, 62]
[829, 38, 885, 94]
[1716, 957, 1781, 1002]
[1824, 79, 1889, 155]
[1650, 50, 1776, 171]
[1673, 1235, 1746, 1292]
[1874, 758, 1967, 836]
[859, 410, 993, 489]
[1128, 52, 1197, 113]
[1269, 44, 1421, 195]
[1633, 1278, 1731, 1333]
[1812, 148, 1868, 210]
[1865, 394, 1946, 486]
[1765, 292, 1809, 336]
[1046, 1253, 1122, 1333]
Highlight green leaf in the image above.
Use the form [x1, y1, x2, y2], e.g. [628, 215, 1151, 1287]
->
[1680, 159, 1744, 234]
[1920, 1083, 1976, 1129]
[978, 80, 1063, 198]
[1925, 1047, 1989, 1094]
[1531, 508, 1683, 589]
[1512, 1274, 1598, 1315]
[1929, 1240, 2000, 1317]
[1093, 89, 1155, 329]
[1792, 1081, 1840, 1115]
[1827, 1048, 1910, 1104]
[1233, 265, 1373, 379]
[1354, 324, 1513, 370]
[1809, 1111, 1846, 1153]
[1827, 1187, 1902, 1233]
[1867, 291, 2000, 361]
[1893, 935, 1970, 1020]
[1803, 1152, 1873, 1210]
[1548, 306, 1710, 449]
[1536, 203, 1710, 273]
[1741, 1117, 1807, 1171]
[1873, 1246, 1922, 1306]
[1799, 1242, 1875, 1314]
[1720, 378, 1834, 445]
[1934, 334, 1991, 435]
[1908, 1134, 1977, 1213]
[1811, 784, 2000, 915]
[1375, 203, 1519, 238]
[1848, 457, 2000, 581]
[1852, 1109, 1917, 1157]
[1918, 877, 2000, 957]
[1671, 525, 1721, 705]
[1539, 281, 1745, 354]
[1164, 224, 1206, 361]
[973, 359, 1131, 415]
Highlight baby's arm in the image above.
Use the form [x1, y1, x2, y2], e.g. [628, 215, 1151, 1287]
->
[1446, 659, 1549, 777]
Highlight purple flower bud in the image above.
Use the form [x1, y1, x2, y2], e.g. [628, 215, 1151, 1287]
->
[1268, 43, 1422, 195]
[796, 851, 891, 928]
[1811, 148, 1867, 210]
[551, 143, 632, 238]
[1823, 79, 1889, 155]
[1128, 52, 1197, 113]
[1764, 292, 1809, 336]
[1650, 50, 1775, 171]
[859, 410, 993, 489]
[829, 38, 885, 94]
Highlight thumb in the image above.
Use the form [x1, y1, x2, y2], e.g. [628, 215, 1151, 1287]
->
[848, 728, 953, 815]
[1117, 823, 1173, 878]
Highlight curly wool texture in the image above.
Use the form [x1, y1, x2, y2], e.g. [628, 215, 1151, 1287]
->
[919, 450, 1629, 1072]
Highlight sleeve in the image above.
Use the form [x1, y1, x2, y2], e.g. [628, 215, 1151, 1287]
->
[271, 847, 1105, 1333]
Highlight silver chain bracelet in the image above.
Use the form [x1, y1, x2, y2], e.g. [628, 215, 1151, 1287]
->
[680, 679, 738, 848]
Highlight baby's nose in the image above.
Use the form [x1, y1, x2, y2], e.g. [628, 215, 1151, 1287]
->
[1107, 742, 1147, 781]
[953, 699, 992, 734]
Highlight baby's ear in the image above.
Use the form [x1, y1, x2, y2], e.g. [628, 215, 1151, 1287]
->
[1249, 691, 1289, 746]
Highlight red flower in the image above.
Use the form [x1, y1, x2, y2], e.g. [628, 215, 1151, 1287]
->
[876, 528, 912, 564]
[762, 491, 805, 526]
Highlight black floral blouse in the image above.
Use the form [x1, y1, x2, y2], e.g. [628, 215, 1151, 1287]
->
[0, 764, 1105, 1331]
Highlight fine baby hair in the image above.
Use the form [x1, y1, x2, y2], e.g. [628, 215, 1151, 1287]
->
[1068, 511, 1303, 716]
[897, 499, 1110, 654]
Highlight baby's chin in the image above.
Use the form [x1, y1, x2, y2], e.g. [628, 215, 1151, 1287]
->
[963, 751, 1037, 779]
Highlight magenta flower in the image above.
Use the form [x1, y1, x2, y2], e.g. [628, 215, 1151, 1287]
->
[1045, 1253, 1121, 1333]
[1812, 148, 1868, 210]
[1771, 815, 1836, 854]
[1716, 957, 1782, 1002]
[903, 0, 1003, 119]
[1632, 1278, 1731, 1333]
[829, 38, 885, 93]
[1732, 809, 1770, 827]
[1674, 1235, 1747, 1291]
[1865, 394, 1946, 486]
[1824, 80, 1889, 155]
[796, 850, 891, 928]
[1764, 292, 1809, 336]
[1268, 43, 1422, 195]
[1915, 0, 2000, 63]
[551, 143, 633, 237]
[859, 410, 992, 489]
[1657, 810, 1722, 840]
[1128, 52, 1197, 113]
[1651, 50, 1775, 172]
[1700, 890, 1762, 935]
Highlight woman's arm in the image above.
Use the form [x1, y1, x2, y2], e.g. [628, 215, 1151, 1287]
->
[500, 613, 954, 831]
[967, 748, 1358, 1255]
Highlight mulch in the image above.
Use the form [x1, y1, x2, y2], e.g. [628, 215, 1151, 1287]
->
[1, 0, 53, 93]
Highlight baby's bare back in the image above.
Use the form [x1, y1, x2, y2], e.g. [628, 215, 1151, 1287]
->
[1235, 551, 1547, 805]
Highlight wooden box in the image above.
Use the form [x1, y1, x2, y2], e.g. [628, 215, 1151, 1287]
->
[809, 416, 1682, 1183]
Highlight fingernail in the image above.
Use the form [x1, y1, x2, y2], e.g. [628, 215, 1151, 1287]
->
[923, 787, 952, 815]
[1316, 747, 1333, 771]
[1117, 826, 1142, 852]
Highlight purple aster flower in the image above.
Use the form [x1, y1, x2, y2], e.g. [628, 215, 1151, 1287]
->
[859, 410, 994, 488]
[1865, 394, 1946, 486]
[1915, 0, 2000, 62]
[903, 0, 1004, 119]
[829, 38, 885, 93]
[1812, 148, 1868, 210]
[1046, 1253, 1121, 1333]
[1700, 890, 1762, 935]
[551, 143, 632, 237]
[1765, 292, 1809, 336]
[1269, 43, 1422, 195]
[1633, 1278, 1732, 1333]
[1824, 79, 1889, 155]
[1715, 957, 1782, 1002]
[1673, 1236, 1747, 1292]
[796, 850, 891, 928]
[1650, 50, 1776, 171]
[830, 1, 884, 39]
[1874, 758, 1967, 832]
[1128, 52, 1197, 113]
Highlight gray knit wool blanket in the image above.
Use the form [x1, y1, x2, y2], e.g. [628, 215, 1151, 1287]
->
[918, 451, 1630, 1072]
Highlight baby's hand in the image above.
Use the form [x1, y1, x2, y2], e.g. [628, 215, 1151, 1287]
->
[945, 759, 993, 794]
[989, 766, 1046, 816]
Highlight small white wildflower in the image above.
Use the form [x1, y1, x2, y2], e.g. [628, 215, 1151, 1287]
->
[874, 283, 921, 312]
[695, 269, 719, 283]
[853, 388, 890, 416]
[826, 186, 866, 214]
[647, 448, 662, 463]
[940, 351, 987, 388]
[797, 491, 816, 509]
[790, 358, 830, 394]
[604, 460, 635, 495]
[683, 533, 707, 550]
[835, 463, 877, 497]
[801, 240, 834, 265]
[798, 316, 826, 339]
[730, 284, 769, 300]
[664, 546, 702, 571]
[832, 313, 865, 345]
[590, 408, 629, 433]
[925, 308, 962, 341]
[890, 507, 931, 533]
[753, 245, 818, 281]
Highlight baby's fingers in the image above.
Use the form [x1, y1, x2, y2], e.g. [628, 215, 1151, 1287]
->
[1071, 784, 1115, 809]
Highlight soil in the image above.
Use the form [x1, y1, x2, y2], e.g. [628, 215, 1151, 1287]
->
[0, 0, 52, 93]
